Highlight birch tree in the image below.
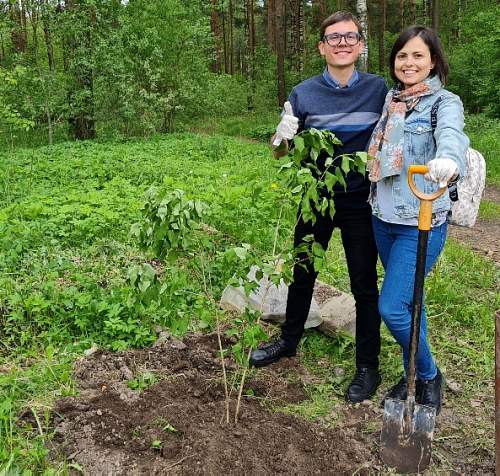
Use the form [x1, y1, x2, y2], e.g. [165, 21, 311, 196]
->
[356, 0, 368, 72]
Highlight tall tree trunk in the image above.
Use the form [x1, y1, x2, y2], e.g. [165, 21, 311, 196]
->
[356, 0, 368, 72]
[228, 0, 234, 75]
[0, 30, 5, 64]
[399, 0, 404, 31]
[41, 0, 55, 72]
[378, 0, 386, 73]
[266, 0, 276, 51]
[424, 0, 432, 26]
[26, 0, 40, 65]
[245, 0, 256, 111]
[431, 0, 439, 31]
[210, 0, 222, 73]
[221, 11, 228, 73]
[290, 0, 304, 73]
[275, 0, 286, 106]
[409, 0, 416, 24]
[312, 0, 326, 29]
[10, 0, 28, 53]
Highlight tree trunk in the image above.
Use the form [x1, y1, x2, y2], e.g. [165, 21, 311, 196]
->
[356, 0, 368, 72]
[41, 0, 55, 72]
[267, 0, 276, 51]
[378, 0, 386, 74]
[398, 0, 404, 30]
[275, 0, 286, 106]
[27, 0, 40, 65]
[312, 0, 326, 29]
[431, 0, 439, 31]
[290, 0, 304, 73]
[210, 0, 222, 73]
[228, 0, 234, 75]
[424, 0, 432, 26]
[409, 0, 416, 24]
[221, 11, 228, 73]
[10, 0, 28, 53]
[245, 0, 256, 111]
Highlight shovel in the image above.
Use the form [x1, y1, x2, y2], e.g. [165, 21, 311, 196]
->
[380, 164, 447, 473]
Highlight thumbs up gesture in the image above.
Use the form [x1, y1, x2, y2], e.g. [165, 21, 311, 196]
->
[273, 101, 299, 146]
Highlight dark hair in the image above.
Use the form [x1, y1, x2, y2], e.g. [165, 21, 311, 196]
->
[319, 11, 363, 41]
[389, 26, 449, 85]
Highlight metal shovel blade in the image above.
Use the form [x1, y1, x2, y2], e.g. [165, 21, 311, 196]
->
[380, 398, 436, 473]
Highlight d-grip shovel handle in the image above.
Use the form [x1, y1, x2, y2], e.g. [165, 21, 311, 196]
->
[408, 165, 447, 231]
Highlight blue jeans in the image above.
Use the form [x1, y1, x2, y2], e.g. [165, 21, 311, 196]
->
[372, 216, 447, 380]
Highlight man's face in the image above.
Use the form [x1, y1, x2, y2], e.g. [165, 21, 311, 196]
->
[318, 20, 364, 69]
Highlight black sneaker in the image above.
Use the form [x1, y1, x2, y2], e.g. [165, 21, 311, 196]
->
[417, 368, 444, 415]
[249, 339, 296, 368]
[346, 367, 381, 403]
[381, 376, 408, 407]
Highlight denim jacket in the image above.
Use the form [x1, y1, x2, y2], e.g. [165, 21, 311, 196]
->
[370, 88, 469, 219]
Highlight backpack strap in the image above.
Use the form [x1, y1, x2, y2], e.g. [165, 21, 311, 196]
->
[430, 95, 444, 136]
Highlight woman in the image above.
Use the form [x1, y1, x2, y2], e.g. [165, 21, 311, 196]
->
[367, 26, 469, 414]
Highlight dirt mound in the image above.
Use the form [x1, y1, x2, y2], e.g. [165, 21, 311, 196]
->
[50, 333, 375, 474]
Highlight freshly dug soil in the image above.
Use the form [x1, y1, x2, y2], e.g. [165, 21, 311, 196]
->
[47, 332, 494, 475]
[50, 333, 376, 475]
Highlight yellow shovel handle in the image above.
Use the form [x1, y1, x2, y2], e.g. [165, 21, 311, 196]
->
[408, 165, 447, 231]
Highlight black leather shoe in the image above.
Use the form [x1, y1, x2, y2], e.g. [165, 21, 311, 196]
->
[346, 367, 381, 403]
[381, 376, 408, 407]
[249, 339, 296, 368]
[417, 368, 444, 415]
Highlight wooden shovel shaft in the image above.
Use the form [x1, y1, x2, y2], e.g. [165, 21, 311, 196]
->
[405, 166, 447, 431]
[405, 228, 428, 430]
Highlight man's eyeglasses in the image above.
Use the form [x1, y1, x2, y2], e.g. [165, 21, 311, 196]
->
[323, 32, 361, 47]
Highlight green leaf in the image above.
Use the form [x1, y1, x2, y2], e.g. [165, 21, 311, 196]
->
[294, 136, 304, 152]
[341, 156, 350, 175]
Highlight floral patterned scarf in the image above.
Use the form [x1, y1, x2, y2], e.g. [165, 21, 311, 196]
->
[368, 76, 442, 182]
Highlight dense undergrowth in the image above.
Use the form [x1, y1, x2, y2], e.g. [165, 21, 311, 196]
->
[0, 126, 498, 473]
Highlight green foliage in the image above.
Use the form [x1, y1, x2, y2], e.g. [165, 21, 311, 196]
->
[465, 113, 500, 186]
[279, 128, 369, 224]
[448, 4, 500, 117]
[127, 372, 158, 392]
[131, 187, 208, 259]
[0, 68, 35, 138]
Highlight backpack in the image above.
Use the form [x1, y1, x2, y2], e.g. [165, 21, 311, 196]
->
[431, 97, 486, 228]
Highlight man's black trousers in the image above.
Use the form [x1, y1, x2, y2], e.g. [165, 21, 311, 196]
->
[281, 203, 381, 369]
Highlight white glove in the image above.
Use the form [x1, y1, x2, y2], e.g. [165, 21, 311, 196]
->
[273, 101, 299, 146]
[424, 158, 459, 188]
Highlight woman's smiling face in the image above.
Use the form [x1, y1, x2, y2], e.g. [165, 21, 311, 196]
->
[394, 35, 435, 89]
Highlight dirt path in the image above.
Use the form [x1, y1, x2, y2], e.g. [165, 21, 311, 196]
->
[44, 333, 493, 475]
[448, 185, 500, 265]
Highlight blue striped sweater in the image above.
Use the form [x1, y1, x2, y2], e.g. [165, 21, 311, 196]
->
[288, 71, 388, 205]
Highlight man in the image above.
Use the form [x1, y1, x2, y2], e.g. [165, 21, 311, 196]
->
[249, 11, 388, 403]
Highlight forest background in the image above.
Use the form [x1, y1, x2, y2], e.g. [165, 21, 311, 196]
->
[0, 0, 498, 147]
[0, 0, 499, 473]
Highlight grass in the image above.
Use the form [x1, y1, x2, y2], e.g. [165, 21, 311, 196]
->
[0, 114, 498, 472]
[465, 113, 500, 187]
[479, 200, 500, 219]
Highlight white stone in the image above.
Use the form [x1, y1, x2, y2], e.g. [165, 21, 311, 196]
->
[220, 265, 356, 337]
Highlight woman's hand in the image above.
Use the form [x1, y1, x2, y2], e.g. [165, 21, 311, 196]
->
[424, 158, 459, 188]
